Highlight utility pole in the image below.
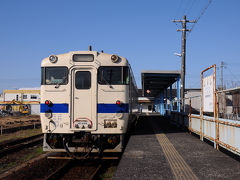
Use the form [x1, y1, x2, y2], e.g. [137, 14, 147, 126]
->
[220, 61, 224, 90]
[173, 15, 196, 112]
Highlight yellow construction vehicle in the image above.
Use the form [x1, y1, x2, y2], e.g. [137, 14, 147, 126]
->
[4, 99, 30, 115]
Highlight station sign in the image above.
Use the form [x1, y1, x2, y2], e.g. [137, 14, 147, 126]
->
[203, 75, 214, 112]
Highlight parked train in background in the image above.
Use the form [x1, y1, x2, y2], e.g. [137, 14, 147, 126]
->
[40, 48, 138, 155]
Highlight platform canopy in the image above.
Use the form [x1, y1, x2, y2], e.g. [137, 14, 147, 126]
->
[141, 70, 181, 97]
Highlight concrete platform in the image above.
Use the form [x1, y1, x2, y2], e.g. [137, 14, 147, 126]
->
[114, 116, 240, 180]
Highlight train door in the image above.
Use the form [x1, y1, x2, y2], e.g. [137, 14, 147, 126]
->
[72, 68, 97, 130]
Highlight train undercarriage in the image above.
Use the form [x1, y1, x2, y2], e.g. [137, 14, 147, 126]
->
[43, 132, 123, 157]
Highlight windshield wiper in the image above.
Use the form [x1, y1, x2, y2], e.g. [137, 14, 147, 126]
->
[101, 72, 113, 88]
[55, 76, 67, 88]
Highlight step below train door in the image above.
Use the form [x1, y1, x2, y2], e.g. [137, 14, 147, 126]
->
[72, 67, 97, 131]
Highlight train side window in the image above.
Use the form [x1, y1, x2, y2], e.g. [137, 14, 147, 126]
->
[41, 67, 45, 85]
[123, 66, 129, 84]
[75, 71, 91, 89]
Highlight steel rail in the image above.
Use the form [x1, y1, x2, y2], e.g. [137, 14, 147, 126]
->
[47, 156, 119, 160]
[88, 164, 102, 180]
[43, 160, 71, 180]
[0, 134, 43, 157]
[43, 160, 103, 180]
[0, 123, 41, 135]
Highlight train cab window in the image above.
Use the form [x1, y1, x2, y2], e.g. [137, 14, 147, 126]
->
[98, 66, 129, 85]
[41, 67, 68, 85]
[75, 71, 91, 89]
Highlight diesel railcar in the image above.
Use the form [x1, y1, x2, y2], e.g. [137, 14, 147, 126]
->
[40, 49, 138, 155]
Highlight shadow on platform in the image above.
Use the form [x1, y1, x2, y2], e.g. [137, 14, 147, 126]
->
[132, 115, 186, 136]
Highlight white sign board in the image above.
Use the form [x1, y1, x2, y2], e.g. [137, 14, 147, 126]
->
[203, 75, 214, 112]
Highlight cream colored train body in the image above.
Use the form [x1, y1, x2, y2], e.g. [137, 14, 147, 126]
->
[40, 50, 138, 153]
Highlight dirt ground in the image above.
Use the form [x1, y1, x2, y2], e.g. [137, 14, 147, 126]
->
[0, 115, 40, 128]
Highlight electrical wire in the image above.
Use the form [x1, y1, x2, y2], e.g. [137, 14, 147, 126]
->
[173, 0, 184, 29]
[186, 78, 201, 88]
[187, 0, 201, 20]
[173, 0, 213, 39]
[185, 0, 196, 16]
[174, 0, 184, 19]
[183, 0, 194, 15]
[219, 62, 240, 89]
[188, 0, 213, 34]
[63, 137, 94, 160]
[226, 67, 240, 82]
[47, 120, 56, 133]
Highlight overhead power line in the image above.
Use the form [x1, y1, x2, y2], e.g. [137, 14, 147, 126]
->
[189, 0, 213, 33]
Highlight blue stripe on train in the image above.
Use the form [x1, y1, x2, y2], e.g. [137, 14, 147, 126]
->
[40, 103, 129, 113]
[97, 104, 129, 113]
[40, 104, 69, 113]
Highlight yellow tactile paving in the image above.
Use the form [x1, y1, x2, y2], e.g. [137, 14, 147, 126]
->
[151, 121, 198, 180]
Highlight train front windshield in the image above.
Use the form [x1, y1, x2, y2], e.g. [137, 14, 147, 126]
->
[41, 67, 68, 85]
[98, 66, 129, 85]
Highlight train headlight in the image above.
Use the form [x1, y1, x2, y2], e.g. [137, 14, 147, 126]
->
[111, 54, 119, 63]
[49, 55, 58, 63]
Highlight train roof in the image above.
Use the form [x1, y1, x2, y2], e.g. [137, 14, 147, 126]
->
[41, 51, 129, 67]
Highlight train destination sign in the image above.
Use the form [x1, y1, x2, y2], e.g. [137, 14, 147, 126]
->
[203, 75, 214, 112]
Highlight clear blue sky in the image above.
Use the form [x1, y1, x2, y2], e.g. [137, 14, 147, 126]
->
[0, 0, 239, 93]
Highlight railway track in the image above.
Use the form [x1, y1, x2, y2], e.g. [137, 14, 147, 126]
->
[43, 156, 119, 180]
[0, 123, 41, 134]
[43, 160, 102, 180]
[0, 134, 43, 157]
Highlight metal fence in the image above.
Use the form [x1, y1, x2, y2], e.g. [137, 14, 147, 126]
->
[171, 96, 240, 156]
[218, 91, 240, 120]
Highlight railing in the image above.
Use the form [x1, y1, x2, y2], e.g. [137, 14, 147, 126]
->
[171, 111, 240, 156]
